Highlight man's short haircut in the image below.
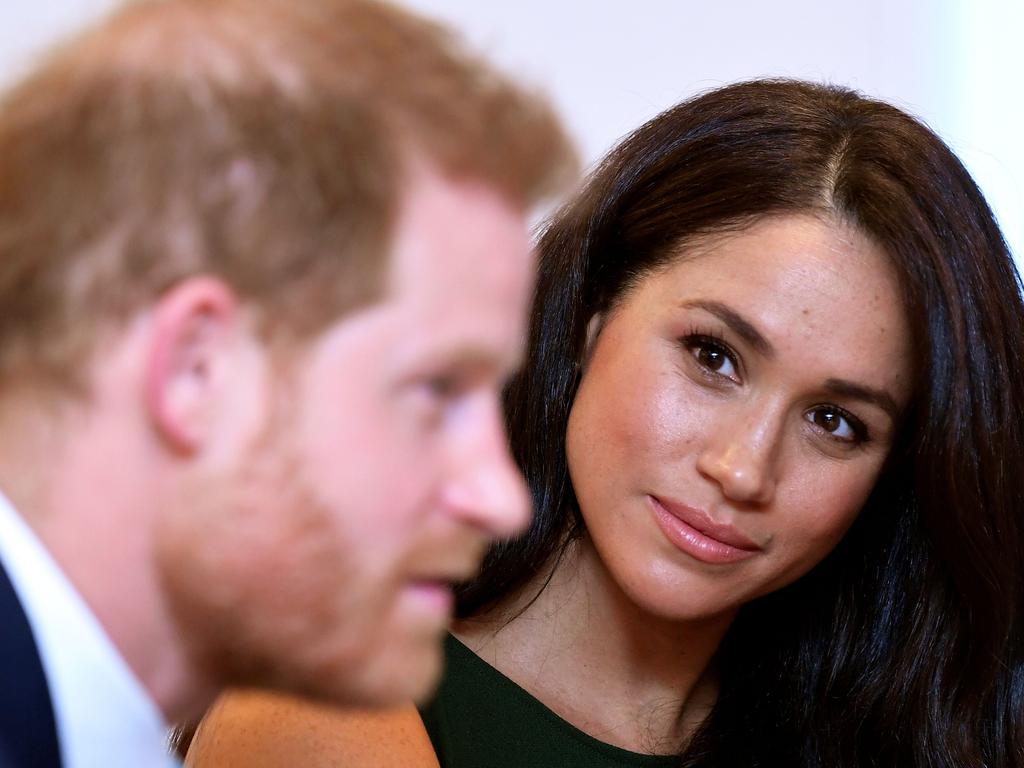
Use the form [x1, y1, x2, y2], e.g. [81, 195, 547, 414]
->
[0, 0, 577, 390]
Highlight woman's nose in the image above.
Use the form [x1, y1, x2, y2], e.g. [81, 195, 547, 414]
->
[695, 405, 782, 506]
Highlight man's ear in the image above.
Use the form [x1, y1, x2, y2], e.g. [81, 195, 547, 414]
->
[144, 276, 243, 454]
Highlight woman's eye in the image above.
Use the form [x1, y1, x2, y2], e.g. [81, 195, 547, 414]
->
[805, 406, 867, 444]
[686, 338, 739, 382]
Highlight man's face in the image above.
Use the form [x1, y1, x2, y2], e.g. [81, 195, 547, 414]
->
[160, 167, 534, 705]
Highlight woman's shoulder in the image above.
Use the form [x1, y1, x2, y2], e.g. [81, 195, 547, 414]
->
[184, 690, 439, 768]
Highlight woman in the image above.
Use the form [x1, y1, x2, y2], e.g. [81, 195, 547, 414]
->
[184, 79, 1024, 767]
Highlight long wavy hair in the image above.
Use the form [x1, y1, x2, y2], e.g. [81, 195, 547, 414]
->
[457, 79, 1024, 767]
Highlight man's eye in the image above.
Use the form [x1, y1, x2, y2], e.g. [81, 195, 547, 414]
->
[426, 375, 459, 399]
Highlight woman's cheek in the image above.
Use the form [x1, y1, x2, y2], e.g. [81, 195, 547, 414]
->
[769, 467, 878, 578]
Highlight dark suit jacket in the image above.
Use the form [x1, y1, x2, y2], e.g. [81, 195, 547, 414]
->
[0, 557, 62, 767]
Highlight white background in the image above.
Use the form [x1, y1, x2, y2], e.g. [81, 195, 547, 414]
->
[2, 1, 1020, 268]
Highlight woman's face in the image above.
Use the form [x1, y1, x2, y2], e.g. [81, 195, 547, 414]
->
[565, 214, 913, 621]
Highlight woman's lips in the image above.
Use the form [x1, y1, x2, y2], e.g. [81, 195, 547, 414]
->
[649, 495, 763, 565]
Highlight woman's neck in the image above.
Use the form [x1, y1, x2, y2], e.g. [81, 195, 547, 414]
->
[454, 535, 735, 755]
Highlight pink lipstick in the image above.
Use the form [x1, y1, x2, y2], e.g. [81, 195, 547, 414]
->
[649, 495, 762, 565]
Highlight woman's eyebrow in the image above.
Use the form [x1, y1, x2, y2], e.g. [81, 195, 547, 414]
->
[823, 378, 900, 421]
[680, 299, 901, 420]
[680, 299, 775, 358]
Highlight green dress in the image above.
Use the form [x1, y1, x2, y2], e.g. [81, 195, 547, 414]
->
[419, 634, 680, 768]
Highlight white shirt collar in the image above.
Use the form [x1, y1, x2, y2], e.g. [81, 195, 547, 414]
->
[0, 490, 180, 768]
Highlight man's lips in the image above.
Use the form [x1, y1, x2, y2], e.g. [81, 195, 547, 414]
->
[404, 580, 455, 615]
[649, 495, 764, 564]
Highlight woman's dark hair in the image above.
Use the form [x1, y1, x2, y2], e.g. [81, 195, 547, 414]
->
[457, 79, 1024, 766]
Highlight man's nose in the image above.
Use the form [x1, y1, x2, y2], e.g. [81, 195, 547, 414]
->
[441, 399, 532, 538]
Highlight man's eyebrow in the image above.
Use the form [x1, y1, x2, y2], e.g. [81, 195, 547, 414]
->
[680, 299, 775, 358]
[823, 378, 901, 421]
[433, 346, 523, 378]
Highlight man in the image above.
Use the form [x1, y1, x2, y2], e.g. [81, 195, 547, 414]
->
[0, 0, 576, 765]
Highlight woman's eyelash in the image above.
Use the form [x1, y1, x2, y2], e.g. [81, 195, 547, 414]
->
[681, 325, 726, 344]
[679, 328, 741, 379]
[806, 405, 872, 445]
[677, 328, 873, 447]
